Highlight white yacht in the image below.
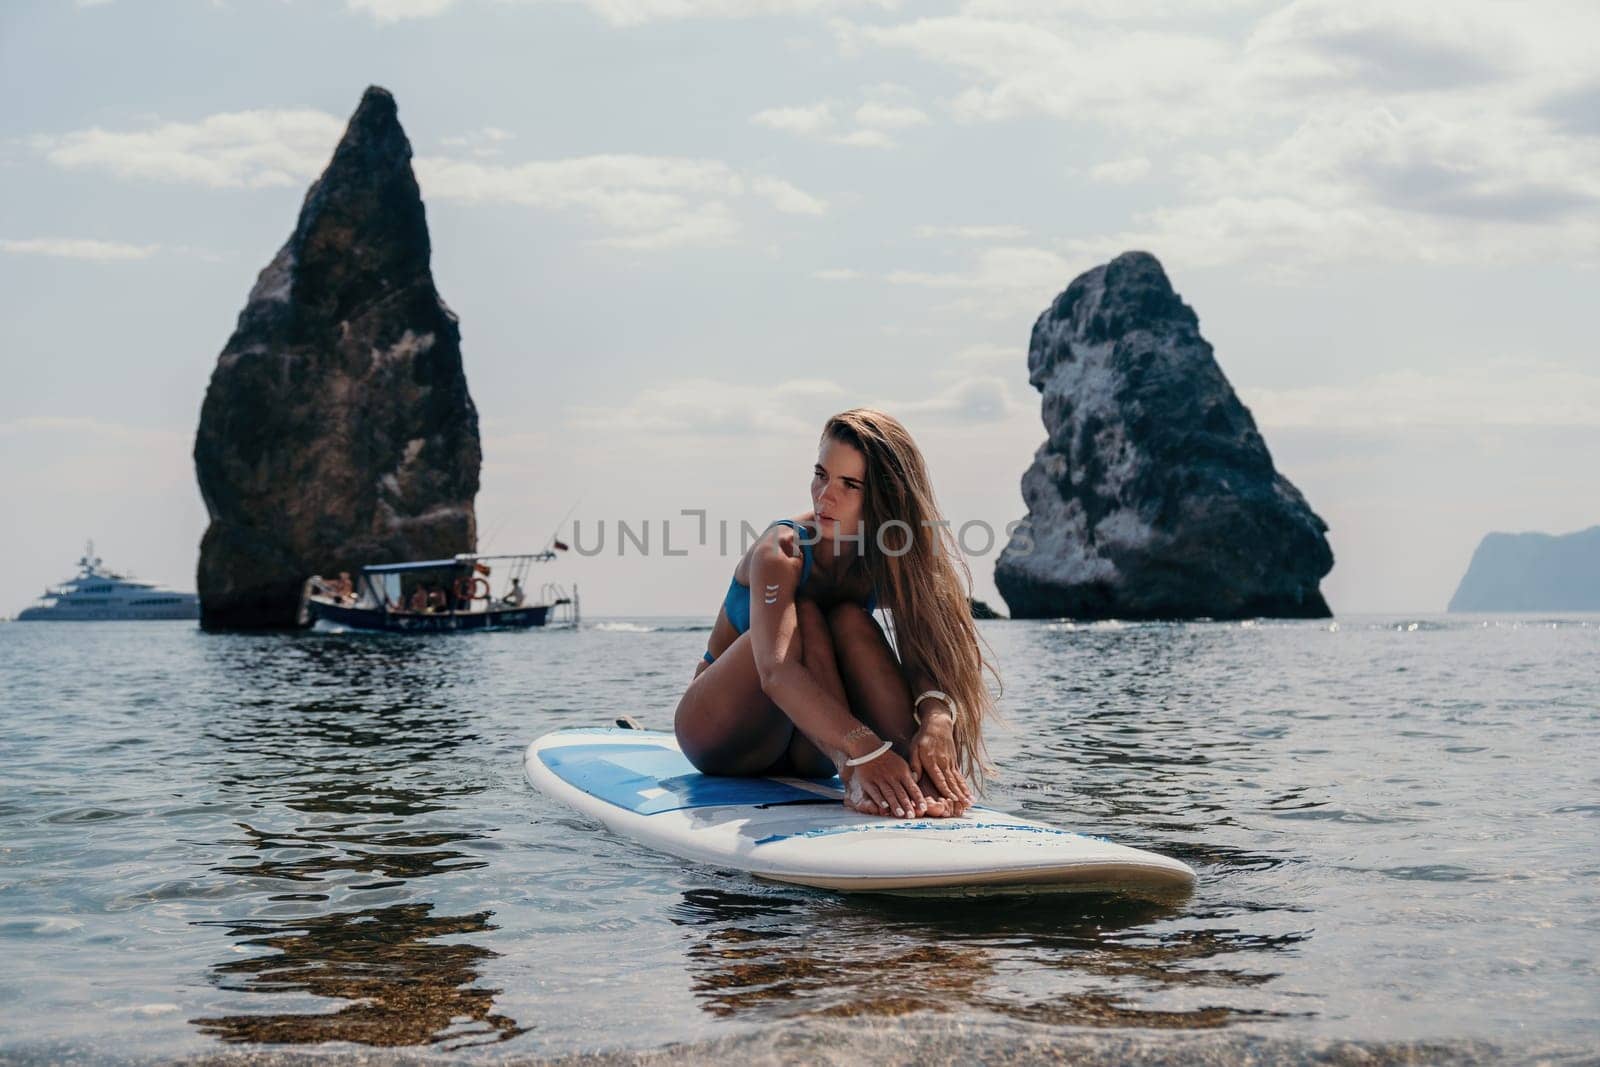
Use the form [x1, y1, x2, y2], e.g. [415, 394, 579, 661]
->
[16, 543, 199, 621]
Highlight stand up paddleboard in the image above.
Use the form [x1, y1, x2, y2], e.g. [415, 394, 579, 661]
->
[524, 727, 1196, 896]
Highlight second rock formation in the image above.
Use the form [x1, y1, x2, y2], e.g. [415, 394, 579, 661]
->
[995, 252, 1332, 620]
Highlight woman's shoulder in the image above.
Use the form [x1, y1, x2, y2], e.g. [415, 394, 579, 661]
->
[760, 518, 811, 565]
[734, 517, 810, 584]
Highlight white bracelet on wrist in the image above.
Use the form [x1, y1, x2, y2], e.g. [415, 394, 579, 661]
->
[912, 689, 958, 729]
[844, 739, 894, 767]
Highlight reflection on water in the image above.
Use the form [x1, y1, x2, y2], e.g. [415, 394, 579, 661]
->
[185, 633, 525, 1048]
[193, 904, 525, 1048]
[671, 887, 1308, 1029]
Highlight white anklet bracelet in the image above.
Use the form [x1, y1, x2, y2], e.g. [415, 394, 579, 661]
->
[844, 739, 893, 766]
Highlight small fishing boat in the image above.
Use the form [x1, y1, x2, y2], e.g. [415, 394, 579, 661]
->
[301, 551, 578, 633]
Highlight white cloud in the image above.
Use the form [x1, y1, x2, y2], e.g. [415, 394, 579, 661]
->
[752, 102, 835, 136]
[440, 126, 516, 157]
[348, 0, 901, 25]
[566, 355, 1027, 448]
[885, 373, 1027, 424]
[751, 86, 929, 148]
[1059, 197, 1369, 274]
[1181, 105, 1600, 225]
[1246, 0, 1516, 93]
[346, 0, 457, 19]
[1087, 156, 1150, 184]
[1242, 359, 1600, 431]
[31, 108, 344, 189]
[569, 377, 849, 436]
[852, 101, 929, 129]
[835, 0, 1600, 270]
[31, 110, 825, 251]
[961, 0, 1270, 15]
[415, 154, 744, 245]
[887, 244, 1072, 291]
[0, 237, 159, 262]
[934, 342, 1020, 380]
[417, 154, 826, 247]
[832, 127, 896, 149]
[1066, 104, 1600, 271]
[844, 15, 1239, 131]
[750, 175, 828, 215]
[913, 223, 1027, 240]
[837, 245, 1076, 320]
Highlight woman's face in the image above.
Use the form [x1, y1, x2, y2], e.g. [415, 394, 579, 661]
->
[811, 438, 867, 542]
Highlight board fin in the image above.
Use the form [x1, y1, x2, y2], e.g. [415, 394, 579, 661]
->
[614, 715, 643, 730]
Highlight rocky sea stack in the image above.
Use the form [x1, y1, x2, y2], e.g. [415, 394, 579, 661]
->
[995, 252, 1332, 620]
[194, 86, 481, 630]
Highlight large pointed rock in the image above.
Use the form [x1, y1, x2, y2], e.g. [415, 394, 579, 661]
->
[194, 86, 480, 630]
[995, 252, 1332, 620]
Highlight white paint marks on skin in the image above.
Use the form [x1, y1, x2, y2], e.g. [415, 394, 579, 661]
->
[763, 582, 779, 605]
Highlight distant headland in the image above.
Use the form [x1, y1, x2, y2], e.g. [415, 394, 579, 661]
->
[1447, 526, 1600, 612]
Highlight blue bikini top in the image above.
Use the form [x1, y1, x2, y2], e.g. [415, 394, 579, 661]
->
[722, 519, 877, 634]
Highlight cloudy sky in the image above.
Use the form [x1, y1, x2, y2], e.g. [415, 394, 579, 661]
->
[2, 0, 1597, 618]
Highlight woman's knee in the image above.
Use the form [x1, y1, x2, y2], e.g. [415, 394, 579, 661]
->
[796, 599, 838, 669]
[796, 598, 828, 643]
[825, 601, 882, 646]
[684, 724, 793, 776]
[674, 676, 791, 775]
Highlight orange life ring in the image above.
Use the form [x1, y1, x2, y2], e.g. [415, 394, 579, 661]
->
[453, 575, 491, 601]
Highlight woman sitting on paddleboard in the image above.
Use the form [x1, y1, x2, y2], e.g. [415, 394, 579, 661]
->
[674, 407, 1001, 820]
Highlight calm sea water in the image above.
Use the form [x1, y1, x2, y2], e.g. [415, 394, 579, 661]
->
[1, 615, 1596, 1064]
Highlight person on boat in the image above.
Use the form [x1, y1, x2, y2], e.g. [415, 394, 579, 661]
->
[336, 572, 355, 603]
[409, 585, 430, 613]
[674, 408, 1000, 821]
[503, 578, 525, 608]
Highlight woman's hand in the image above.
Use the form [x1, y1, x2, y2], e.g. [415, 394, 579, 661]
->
[909, 713, 973, 811]
[840, 747, 927, 818]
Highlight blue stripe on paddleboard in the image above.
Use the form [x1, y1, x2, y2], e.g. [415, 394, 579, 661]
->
[754, 821, 1108, 846]
[538, 743, 841, 816]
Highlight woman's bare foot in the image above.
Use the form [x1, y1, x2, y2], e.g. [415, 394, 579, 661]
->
[918, 771, 971, 818]
[837, 763, 966, 818]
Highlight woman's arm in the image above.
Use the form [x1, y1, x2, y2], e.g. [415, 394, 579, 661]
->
[901, 648, 971, 807]
[747, 531, 931, 817]
[746, 530, 876, 762]
[903, 652, 955, 730]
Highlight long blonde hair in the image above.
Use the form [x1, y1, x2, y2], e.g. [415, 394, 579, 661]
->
[821, 408, 1004, 794]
